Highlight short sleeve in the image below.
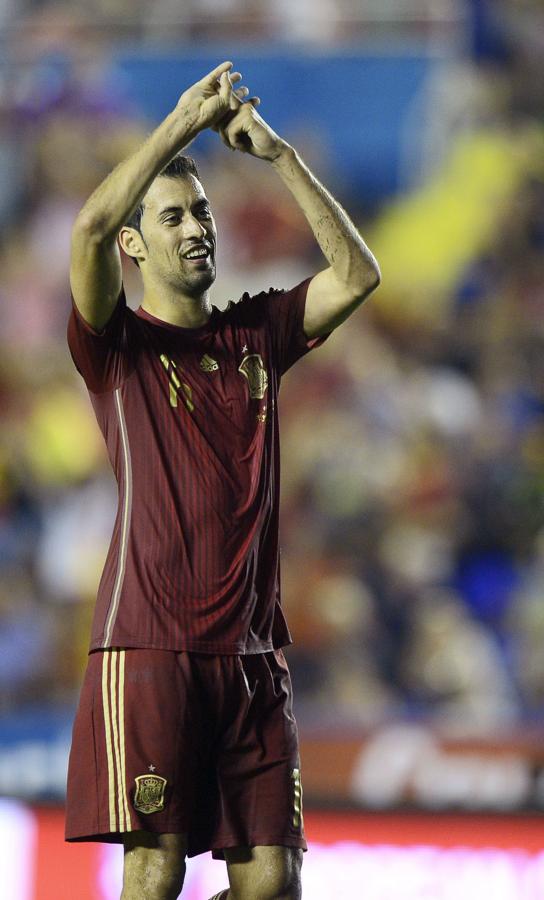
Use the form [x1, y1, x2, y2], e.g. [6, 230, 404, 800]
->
[263, 277, 329, 375]
[67, 289, 134, 394]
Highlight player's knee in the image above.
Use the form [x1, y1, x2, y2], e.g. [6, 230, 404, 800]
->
[122, 854, 185, 900]
[263, 859, 302, 900]
[122, 832, 186, 900]
[234, 848, 302, 900]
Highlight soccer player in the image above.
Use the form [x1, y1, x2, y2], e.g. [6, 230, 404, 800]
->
[65, 61, 380, 899]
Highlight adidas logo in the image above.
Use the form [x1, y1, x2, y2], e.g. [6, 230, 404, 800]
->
[199, 354, 219, 373]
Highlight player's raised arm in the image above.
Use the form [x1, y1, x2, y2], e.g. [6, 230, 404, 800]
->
[215, 100, 381, 339]
[70, 61, 248, 331]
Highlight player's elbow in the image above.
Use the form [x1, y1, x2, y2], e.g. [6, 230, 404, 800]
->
[351, 259, 381, 303]
[72, 208, 116, 246]
[365, 259, 381, 294]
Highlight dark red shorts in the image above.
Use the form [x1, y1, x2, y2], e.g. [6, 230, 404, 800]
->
[65, 648, 306, 858]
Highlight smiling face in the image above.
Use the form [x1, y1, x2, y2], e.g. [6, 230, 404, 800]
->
[123, 174, 217, 297]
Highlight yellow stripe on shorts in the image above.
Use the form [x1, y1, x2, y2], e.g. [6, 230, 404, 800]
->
[102, 651, 117, 831]
[102, 650, 131, 833]
[118, 651, 131, 831]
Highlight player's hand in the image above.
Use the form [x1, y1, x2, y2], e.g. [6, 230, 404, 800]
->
[176, 61, 251, 133]
[215, 98, 289, 162]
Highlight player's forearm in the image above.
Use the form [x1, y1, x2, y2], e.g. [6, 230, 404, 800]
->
[272, 146, 380, 295]
[74, 110, 198, 241]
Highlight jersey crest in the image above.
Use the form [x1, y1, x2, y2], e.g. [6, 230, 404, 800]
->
[238, 353, 268, 399]
[133, 774, 167, 814]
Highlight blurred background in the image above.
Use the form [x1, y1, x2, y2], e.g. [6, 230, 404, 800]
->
[1, 0, 544, 897]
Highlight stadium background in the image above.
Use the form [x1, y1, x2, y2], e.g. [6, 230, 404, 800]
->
[1, 0, 544, 896]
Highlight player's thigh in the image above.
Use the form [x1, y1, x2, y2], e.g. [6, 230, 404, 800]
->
[224, 844, 303, 900]
[122, 830, 188, 899]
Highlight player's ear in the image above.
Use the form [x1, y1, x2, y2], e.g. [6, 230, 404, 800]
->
[119, 225, 147, 265]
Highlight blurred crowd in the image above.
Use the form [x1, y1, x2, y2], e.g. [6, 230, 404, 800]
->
[1, 0, 544, 740]
[0, 0, 483, 49]
[2, 0, 543, 55]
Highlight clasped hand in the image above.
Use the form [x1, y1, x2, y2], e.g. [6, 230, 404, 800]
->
[177, 61, 287, 163]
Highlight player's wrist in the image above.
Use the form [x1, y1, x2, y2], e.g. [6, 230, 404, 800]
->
[163, 106, 202, 147]
[270, 141, 296, 168]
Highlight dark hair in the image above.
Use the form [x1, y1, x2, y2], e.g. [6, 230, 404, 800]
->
[124, 153, 200, 232]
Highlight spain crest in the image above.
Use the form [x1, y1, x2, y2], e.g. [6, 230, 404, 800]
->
[238, 354, 268, 399]
[133, 774, 167, 814]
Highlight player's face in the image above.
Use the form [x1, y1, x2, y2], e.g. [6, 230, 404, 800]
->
[139, 174, 217, 296]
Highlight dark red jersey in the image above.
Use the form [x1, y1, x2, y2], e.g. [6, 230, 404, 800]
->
[67, 278, 326, 654]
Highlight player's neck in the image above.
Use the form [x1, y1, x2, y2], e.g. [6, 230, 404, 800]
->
[140, 284, 212, 329]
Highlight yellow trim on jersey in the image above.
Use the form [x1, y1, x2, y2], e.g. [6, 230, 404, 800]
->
[103, 390, 132, 647]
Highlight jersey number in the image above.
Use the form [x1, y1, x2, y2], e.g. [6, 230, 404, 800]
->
[160, 355, 194, 412]
[292, 767, 304, 830]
